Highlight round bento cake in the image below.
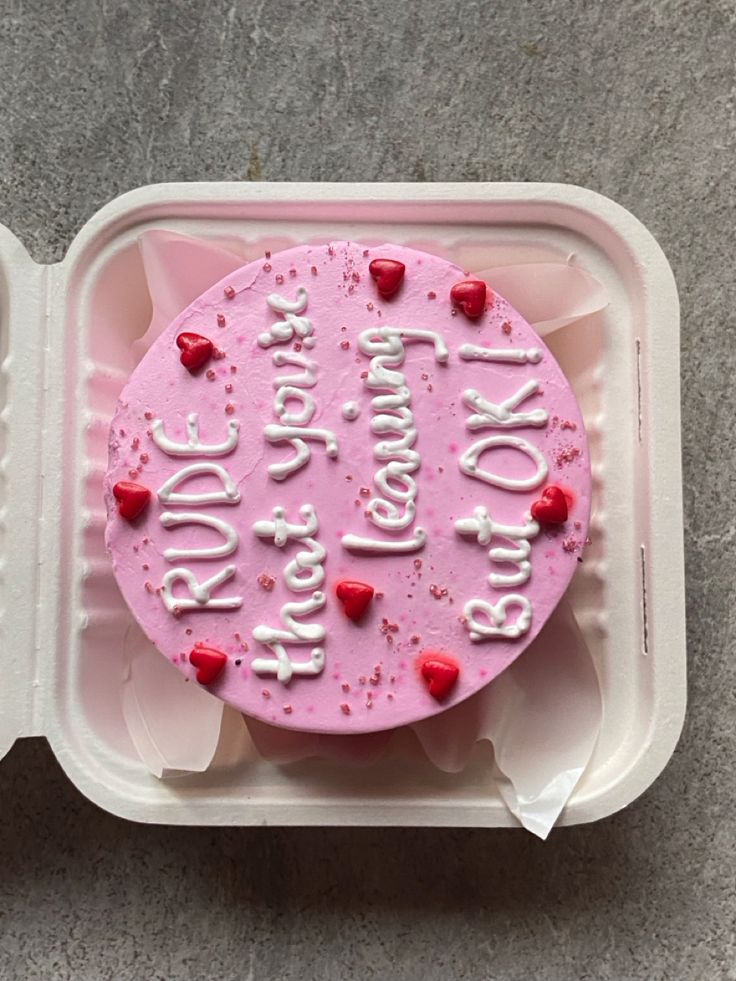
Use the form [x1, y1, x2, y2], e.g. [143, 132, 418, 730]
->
[104, 241, 591, 734]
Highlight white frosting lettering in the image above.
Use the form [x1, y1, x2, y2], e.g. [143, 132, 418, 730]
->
[455, 505, 540, 588]
[264, 424, 339, 481]
[160, 564, 242, 613]
[251, 506, 327, 682]
[274, 385, 316, 426]
[160, 511, 239, 561]
[341, 326, 447, 554]
[463, 380, 549, 429]
[251, 592, 327, 683]
[157, 462, 240, 506]
[463, 595, 533, 642]
[253, 504, 326, 591]
[258, 287, 313, 348]
[459, 344, 543, 364]
[259, 288, 338, 481]
[459, 434, 548, 491]
[342, 526, 427, 554]
[152, 413, 240, 457]
[271, 350, 318, 389]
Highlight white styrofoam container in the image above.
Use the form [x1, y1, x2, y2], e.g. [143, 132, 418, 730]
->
[0, 182, 685, 826]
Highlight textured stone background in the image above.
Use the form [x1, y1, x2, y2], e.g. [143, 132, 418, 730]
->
[0, 1, 734, 979]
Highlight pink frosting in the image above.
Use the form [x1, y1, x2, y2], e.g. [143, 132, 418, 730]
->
[105, 242, 591, 735]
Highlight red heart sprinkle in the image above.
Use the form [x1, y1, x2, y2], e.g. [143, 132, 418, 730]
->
[112, 481, 151, 521]
[189, 645, 227, 685]
[531, 485, 569, 524]
[369, 258, 406, 298]
[176, 332, 214, 372]
[419, 653, 460, 700]
[336, 580, 375, 621]
[450, 279, 488, 319]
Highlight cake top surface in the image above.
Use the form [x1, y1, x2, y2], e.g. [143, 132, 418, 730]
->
[104, 241, 591, 734]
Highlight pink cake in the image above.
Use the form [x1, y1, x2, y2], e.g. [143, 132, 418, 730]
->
[104, 242, 591, 735]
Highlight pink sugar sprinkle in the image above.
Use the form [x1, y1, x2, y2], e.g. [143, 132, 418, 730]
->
[275, 273, 284, 285]
[410, 634, 421, 644]
[562, 537, 579, 553]
[553, 444, 582, 468]
[366, 302, 374, 312]
[230, 365, 237, 374]
[262, 689, 271, 699]
[387, 692, 395, 701]
[283, 704, 293, 714]
[429, 583, 443, 599]
[360, 370, 368, 379]
[502, 321, 512, 335]
[185, 628, 192, 636]
[225, 383, 234, 393]
[427, 291, 436, 300]
[414, 559, 422, 569]
[340, 339, 350, 350]
[265, 250, 271, 259]
[257, 572, 276, 591]
[225, 402, 235, 415]
[224, 285, 235, 299]
[341, 682, 351, 693]
[217, 313, 226, 327]
[144, 581, 154, 593]
[128, 469, 138, 479]
[139, 453, 149, 464]
[144, 411, 153, 420]
[560, 420, 578, 431]
[359, 486, 370, 497]
[263, 263, 272, 272]
[206, 369, 216, 381]
[142, 563, 149, 571]
[311, 265, 318, 275]
[340, 703, 351, 715]
[131, 436, 140, 450]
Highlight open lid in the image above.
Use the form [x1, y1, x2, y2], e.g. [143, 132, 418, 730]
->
[0, 223, 47, 761]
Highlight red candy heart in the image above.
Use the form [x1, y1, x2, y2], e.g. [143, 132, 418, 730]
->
[420, 653, 460, 701]
[176, 332, 214, 372]
[189, 645, 227, 685]
[531, 485, 569, 525]
[450, 279, 488, 319]
[369, 258, 405, 298]
[336, 580, 375, 621]
[112, 481, 151, 521]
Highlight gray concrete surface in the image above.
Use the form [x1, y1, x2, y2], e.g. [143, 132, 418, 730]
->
[0, 1, 734, 979]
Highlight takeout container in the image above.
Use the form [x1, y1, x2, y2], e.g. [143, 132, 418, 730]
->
[0, 182, 685, 826]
